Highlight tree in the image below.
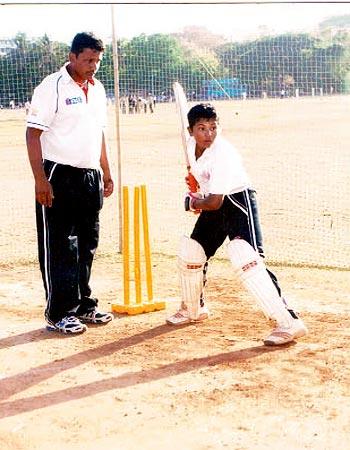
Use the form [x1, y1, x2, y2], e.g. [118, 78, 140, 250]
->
[216, 33, 349, 97]
[0, 33, 68, 105]
[1, 29, 349, 106]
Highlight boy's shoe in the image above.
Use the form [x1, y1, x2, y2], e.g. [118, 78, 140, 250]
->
[46, 315, 87, 334]
[77, 308, 114, 324]
[264, 319, 308, 346]
[166, 304, 209, 326]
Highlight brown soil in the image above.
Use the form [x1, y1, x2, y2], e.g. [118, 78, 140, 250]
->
[0, 255, 349, 450]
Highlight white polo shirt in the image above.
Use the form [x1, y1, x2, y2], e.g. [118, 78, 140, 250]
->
[27, 64, 107, 169]
[187, 135, 251, 196]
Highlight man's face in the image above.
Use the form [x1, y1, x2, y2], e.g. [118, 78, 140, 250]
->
[69, 48, 103, 81]
[189, 118, 218, 151]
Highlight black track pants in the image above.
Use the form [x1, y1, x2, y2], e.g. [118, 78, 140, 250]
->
[36, 160, 103, 324]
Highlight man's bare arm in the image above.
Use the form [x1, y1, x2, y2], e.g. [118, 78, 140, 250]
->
[100, 131, 114, 198]
[26, 127, 54, 207]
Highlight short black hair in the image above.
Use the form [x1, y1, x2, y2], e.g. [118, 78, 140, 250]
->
[70, 32, 104, 56]
[187, 103, 218, 129]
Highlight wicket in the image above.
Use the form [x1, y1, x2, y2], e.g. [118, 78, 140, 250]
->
[112, 185, 166, 315]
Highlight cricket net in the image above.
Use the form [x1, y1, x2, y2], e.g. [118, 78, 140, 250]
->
[0, 2, 349, 270]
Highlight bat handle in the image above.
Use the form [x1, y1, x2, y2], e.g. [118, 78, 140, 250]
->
[187, 170, 198, 193]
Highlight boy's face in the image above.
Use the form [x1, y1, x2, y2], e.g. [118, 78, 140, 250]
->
[188, 118, 218, 151]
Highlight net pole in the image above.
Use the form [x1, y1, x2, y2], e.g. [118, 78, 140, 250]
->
[111, 4, 123, 253]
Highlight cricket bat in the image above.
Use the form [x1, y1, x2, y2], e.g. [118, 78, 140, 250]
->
[172, 81, 198, 192]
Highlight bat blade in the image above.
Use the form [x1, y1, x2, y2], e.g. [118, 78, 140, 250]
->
[172, 81, 190, 168]
[172, 82, 198, 193]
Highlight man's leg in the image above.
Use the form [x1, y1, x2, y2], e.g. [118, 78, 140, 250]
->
[75, 169, 113, 324]
[77, 210, 100, 302]
[36, 163, 84, 332]
[37, 201, 80, 324]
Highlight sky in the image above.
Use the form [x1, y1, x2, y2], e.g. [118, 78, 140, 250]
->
[0, 2, 350, 43]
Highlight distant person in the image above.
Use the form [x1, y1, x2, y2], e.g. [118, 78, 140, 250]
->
[147, 93, 155, 113]
[166, 103, 308, 346]
[128, 94, 136, 114]
[120, 95, 128, 114]
[26, 32, 114, 334]
[25, 100, 31, 115]
[136, 96, 146, 113]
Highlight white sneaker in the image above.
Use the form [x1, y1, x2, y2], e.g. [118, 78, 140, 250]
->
[264, 319, 308, 346]
[166, 304, 209, 326]
[46, 315, 87, 334]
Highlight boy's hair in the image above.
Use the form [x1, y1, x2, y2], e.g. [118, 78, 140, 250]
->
[71, 32, 104, 56]
[187, 103, 218, 128]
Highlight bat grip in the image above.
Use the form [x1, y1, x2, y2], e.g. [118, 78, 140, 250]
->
[187, 171, 198, 193]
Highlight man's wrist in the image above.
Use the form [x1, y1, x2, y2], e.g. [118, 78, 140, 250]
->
[101, 167, 111, 177]
[33, 171, 47, 182]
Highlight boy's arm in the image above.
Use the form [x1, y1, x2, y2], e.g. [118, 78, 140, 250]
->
[185, 193, 224, 212]
[100, 131, 114, 198]
[26, 127, 54, 207]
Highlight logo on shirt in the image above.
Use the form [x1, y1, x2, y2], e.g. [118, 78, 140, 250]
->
[65, 96, 83, 105]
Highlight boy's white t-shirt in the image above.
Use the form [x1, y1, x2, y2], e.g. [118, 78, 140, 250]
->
[187, 135, 251, 196]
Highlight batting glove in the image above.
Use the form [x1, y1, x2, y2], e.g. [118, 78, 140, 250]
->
[184, 192, 202, 213]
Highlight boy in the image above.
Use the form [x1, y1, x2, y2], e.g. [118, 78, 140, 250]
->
[166, 103, 307, 346]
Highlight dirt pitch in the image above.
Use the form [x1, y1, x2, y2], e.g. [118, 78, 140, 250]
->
[0, 255, 349, 450]
[0, 96, 349, 449]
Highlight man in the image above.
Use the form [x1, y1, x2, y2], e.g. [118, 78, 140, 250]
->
[26, 32, 114, 334]
[166, 103, 307, 346]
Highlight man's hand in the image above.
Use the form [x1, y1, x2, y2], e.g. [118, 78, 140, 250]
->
[103, 175, 114, 197]
[184, 191, 202, 214]
[100, 132, 114, 198]
[35, 177, 54, 207]
[26, 127, 53, 206]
